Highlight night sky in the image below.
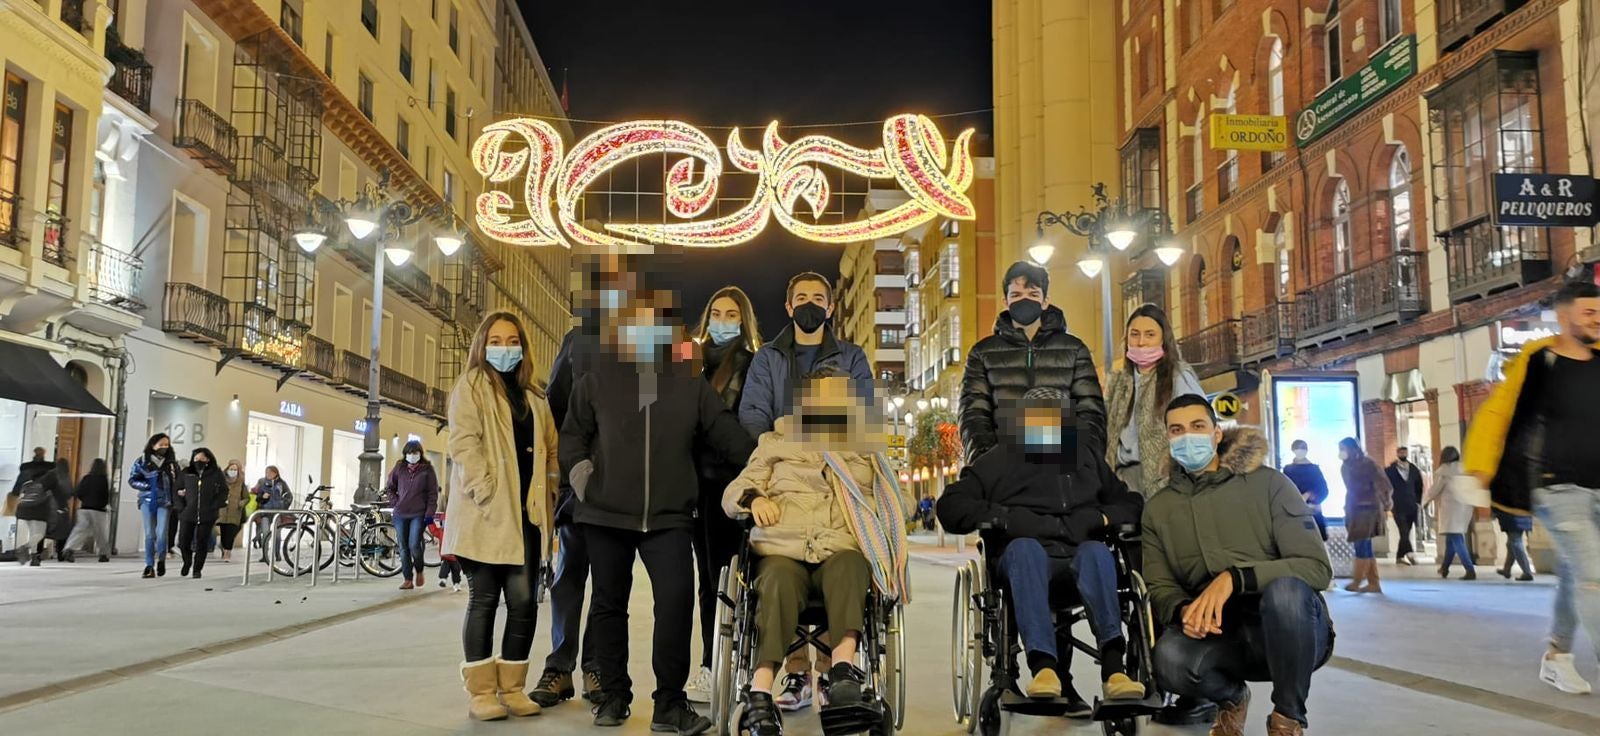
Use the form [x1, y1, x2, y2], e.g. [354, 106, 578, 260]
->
[515, 0, 992, 338]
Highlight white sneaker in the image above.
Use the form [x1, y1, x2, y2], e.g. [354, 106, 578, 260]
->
[685, 666, 713, 703]
[774, 672, 813, 711]
[452, 583, 462, 593]
[1540, 652, 1593, 694]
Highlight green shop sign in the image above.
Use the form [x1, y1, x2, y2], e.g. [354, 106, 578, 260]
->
[1294, 35, 1416, 147]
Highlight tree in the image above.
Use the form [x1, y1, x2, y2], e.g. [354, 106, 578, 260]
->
[908, 407, 961, 474]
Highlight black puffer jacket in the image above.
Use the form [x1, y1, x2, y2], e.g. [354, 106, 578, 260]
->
[959, 305, 1107, 464]
[179, 450, 230, 524]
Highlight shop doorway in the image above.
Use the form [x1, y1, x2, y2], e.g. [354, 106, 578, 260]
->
[246, 413, 322, 507]
[331, 430, 363, 509]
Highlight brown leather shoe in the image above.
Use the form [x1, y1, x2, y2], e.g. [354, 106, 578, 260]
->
[1267, 710, 1304, 736]
[1208, 689, 1249, 736]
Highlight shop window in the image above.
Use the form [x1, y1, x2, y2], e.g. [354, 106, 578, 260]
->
[1264, 38, 1286, 170]
[1119, 127, 1162, 211]
[1, 73, 27, 245]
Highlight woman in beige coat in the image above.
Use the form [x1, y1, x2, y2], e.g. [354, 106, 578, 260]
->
[443, 310, 559, 721]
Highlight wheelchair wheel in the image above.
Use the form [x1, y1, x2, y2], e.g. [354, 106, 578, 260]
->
[710, 566, 737, 736]
[976, 686, 1009, 736]
[959, 561, 987, 734]
[884, 601, 906, 730]
[951, 563, 973, 724]
[1102, 716, 1143, 736]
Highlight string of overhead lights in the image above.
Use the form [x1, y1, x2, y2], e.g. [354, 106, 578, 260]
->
[485, 107, 995, 132]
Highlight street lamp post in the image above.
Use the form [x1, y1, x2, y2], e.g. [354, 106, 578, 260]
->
[297, 172, 465, 505]
[1032, 183, 1183, 369]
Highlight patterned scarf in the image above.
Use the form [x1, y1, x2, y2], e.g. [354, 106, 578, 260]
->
[823, 451, 911, 602]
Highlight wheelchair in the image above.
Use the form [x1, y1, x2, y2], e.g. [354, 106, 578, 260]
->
[708, 516, 907, 736]
[950, 524, 1160, 736]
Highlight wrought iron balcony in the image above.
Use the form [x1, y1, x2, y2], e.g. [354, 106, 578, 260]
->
[162, 282, 230, 346]
[1240, 302, 1295, 363]
[304, 335, 338, 381]
[230, 302, 306, 369]
[1177, 319, 1240, 379]
[433, 283, 455, 321]
[107, 57, 153, 113]
[1121, 268, 1167, 315]
[381, 369, 430, 412]
[1295, 251, 1426, 346]
[1442, 220, 1550, 303]
[42, 212, 69, 266]
[1437, 0, 1526, 52]
[174, 98, 238, 176]
[338, 350, 371, 392]
[87, 240, 145, 311]
[0, 192, 21, 248]
[429, 388, 448, 419]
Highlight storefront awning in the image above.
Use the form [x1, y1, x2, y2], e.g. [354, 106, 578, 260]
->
[0, 341, 113, 415]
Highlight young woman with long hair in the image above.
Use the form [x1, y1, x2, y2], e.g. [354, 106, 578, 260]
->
[1340, 437, 1394, 593]
[687, 285, 762, 702]
[443, 309, 559, 721]
[1104, 304, 1203, 497]
[128, 433, 179, 578]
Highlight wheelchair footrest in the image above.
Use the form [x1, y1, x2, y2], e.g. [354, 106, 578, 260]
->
[818, 700, 884, 736]
[1092, 695, 1165, 721]
[997, 690, 1082, 717]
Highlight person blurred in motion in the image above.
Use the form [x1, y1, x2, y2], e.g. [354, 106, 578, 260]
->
[1340, 438, 1392, 594]
[1494, 508, 1536, 581]
[725, 367, 910, 735]
[1282, 441, 1330, 541]
[1386, 448, 1424, 566]
[686, 285, 761, 704]
[445, 310, 558, 721]
[385, 439, 440, 590]
[1465, 280, 1600, 695]
[40, 458, 73, 561]
[1425, 447, 1479, 580]
[177, 448, 228, 579]
[1145, 396, 1333, 736]
[1105, 304, 1202, 499]
[129, 433, 179, 577]
[64, 458, 112, 562]
[960, 261, 1107, 465]
[216, 460, 249, 563]
[12, 460, 63, 566]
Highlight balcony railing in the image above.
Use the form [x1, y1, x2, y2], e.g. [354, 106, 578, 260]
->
[162, 282, 230, 346]
[433, 283, 455, 321]
[41, 212, 68, 266]
[174, 98, 238, 176]
[60, 0, 92, 34]
[107, 57, 153, 113]
[230, 302, 306, 368]
[381, 369, 430, 412]
[1438, 0, 1524, 51]
[0, 192, 20, 248]
[1185, 184, 1204, 223]
[1295, 251, 1427, 345]
[87, 240, 145, 311]
[1177, 320, 1240, 379]
[1443, 220, 1550, 303]
[1240, 302, 1295, 363]
[304, 335, 338, 381]
[429, 388, 448, 418]
[338, 350, 371, 392]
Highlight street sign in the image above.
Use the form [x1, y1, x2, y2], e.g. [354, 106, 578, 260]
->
[1294, 35, 1416, 146]
[1491, 174, 1599, 227]
[1212, 392, 1241, 419]
[1209, 114, 1288, 152]
[888, 434, 906, 448]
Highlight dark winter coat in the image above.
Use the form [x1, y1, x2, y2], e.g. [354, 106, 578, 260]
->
[937, 442, 1142, 561]
[12, 458, 53, 493]
[73, 473, 111, 512]
[1385, 461, 1423, 518]
[253, 476, 292, 511]
[128, 454, 179, 509]
[1282, 462, 1330, 505]
[181, 457, 230, 524]
[384, 460, 440, 519]
[548, 327, 599, 524]
[959, 305, 1107, 464]
[737, 325, 873, 437]
[1342, 455, 1393, 542]
[697, 340, 754, 482]
[561, 354, 757, 532]
[13, 479, 55, 522]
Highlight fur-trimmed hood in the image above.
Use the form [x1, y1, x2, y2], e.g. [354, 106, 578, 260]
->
[1165, 426, 1269, 492]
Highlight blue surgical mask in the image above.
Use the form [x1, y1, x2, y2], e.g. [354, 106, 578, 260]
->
[485, 345, 523, 372]
[707, 319, 741, 346]
[598, 289, 625, 311]
[1170, 433, 1217, 473]
[1023, 425, 1062, 450]
[620, 324, 675, 361]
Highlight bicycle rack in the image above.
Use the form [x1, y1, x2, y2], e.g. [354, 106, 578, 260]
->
[241, 509, 347, 587]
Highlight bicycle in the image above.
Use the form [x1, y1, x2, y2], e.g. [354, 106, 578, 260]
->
[271, 485, 401, 578]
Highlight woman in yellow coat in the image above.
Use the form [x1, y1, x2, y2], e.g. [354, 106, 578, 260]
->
[444, 310, 559, 721]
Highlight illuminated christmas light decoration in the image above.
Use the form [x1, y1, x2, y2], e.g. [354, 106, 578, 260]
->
[470, 114, 976, 249]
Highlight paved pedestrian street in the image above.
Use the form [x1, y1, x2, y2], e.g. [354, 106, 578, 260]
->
[2, 547, 1596, 735]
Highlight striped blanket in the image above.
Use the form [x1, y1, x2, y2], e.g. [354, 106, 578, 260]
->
[822, 451, 911, 602]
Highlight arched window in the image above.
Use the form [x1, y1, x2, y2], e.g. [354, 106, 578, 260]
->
[1325, 0, 1343, 85]
[1275, 224, 1291, 301]
[1332, 179, 1353, 274]
[1389, 147, 1412, 253]
[1266, 39, 1286, 168]
[1196, 256, 1211, 328]
[1227, 236, 1243, 318]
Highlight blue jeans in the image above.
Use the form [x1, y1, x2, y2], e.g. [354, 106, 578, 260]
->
[1153, 577, 1334, 726]
[996, 538, 1123, 661]
[1533, 484, 1600, 656]
[139, 503, 169, 567]
[544, 521, 598, 674]
[1503, 528, 1533, 576]
[1352, 539, 1373, 559]
[1438, 532, 1474, 574]
[394, 515, 426, 579]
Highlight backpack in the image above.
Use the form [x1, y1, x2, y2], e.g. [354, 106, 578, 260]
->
[15, 480, 54, 520]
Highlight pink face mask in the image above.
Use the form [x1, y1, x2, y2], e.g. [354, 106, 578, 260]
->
[1126, 345, 1165, 368]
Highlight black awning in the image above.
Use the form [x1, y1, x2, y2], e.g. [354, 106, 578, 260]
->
[0, 340, 114, 415]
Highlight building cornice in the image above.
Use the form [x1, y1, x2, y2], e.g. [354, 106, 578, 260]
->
[0, 0, 114, 95]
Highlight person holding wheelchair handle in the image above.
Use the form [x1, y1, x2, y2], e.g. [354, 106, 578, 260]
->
[937, 386, 1146, 710]
[383, 439, 439, 591]
[1142, 395, 1333, 736]
[722, 367, 911, 736]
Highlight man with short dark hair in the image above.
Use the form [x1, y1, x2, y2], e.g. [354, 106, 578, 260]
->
[960, 261, 1107, 464]
[1143, 395, 1333, 736]
[739, 271, 873, 437]
[1385, 447, 1423, 565]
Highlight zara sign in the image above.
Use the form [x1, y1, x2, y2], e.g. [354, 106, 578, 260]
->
[1492, 173, 1599, 228]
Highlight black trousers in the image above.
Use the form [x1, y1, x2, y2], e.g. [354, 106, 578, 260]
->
[694, 473, 745, 667]
[165, 511, 181, 557]
[218, 523, 241, 551]
[584, 523, 695, 705]
[1394, 513, 1416, 559]
[177, 517, 212, 574]
[459, 519, 541, 662]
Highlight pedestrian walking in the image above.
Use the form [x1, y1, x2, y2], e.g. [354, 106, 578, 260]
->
[251, 466, 292, 562]
[384, 439, 440, 590]
[687, 284, 760, 704]
[177, 448, 228, 579]
[11, 447, 51, 492]
[64, 458, 112, 562]
[434, 512, 463, 592]
[216, 460, 249, 562]
[1425, 447, 1481, 580]
[1105, 304, 1203, 499]
[960, 261, 1107, 465]
[1282, 440, 1331, 541]
[41, 458, 73, 561]
[1340, 437, 1393, 593]
[564, 291, 755, 733]
[12, 462, 60, 566]
[1494, 509, 1536, 581]
[443, 309, 559, 721]
[1464, 280, 1600, 695]
[128, 433, 179, 578]
[1386, 448, 1425, 565]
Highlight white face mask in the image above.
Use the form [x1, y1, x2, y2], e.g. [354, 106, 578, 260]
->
[1338, 450, 1350, 462]
[1292, 448, 1308, 461]
[405, 453, 421, 464]
[226, 469, 239, 480]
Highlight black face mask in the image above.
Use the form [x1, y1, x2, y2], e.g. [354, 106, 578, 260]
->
[193, 461, 209, 472]
[792, 303, 829, 333]
[1008, 298, 1043, 326]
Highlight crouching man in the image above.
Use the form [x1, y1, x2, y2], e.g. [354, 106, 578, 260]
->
[1143, 395, 1333, 736]
[937, 387, 1146, 712]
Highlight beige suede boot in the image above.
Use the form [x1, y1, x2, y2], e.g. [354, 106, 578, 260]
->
[463, 659, 509, 721]
[497, 659, 542, 717]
